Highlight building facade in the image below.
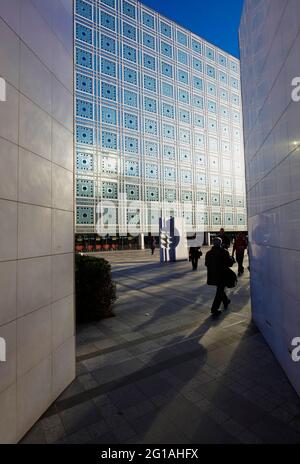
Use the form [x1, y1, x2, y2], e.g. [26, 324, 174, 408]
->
[240, 0, 300, 395]
[75, 0, 247, 249]
[0, 0, 75, 443]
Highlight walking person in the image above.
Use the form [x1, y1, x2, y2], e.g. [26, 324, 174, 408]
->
[218, 228, 231, 250]
[205, 237, 235, 317]
[189, 246, 202, 271]
[150, 236, 156, 255]
[232, 232, 248, 276]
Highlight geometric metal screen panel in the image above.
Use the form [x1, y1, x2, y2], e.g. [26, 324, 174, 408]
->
[75, 0, 247, 234]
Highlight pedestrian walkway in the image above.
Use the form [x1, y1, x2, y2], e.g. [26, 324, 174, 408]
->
[22, 249, 300, 444]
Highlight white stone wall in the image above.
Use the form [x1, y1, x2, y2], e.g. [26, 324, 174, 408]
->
[240, 0, 300, 395]
[0, 0, 75, 442]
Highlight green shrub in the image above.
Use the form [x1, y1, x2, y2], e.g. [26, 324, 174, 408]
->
[75, 254, 117, 323]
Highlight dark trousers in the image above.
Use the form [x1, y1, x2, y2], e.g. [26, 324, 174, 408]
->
[211, 285, 229, 313]
[151, 247, 155, 255]
[236, 250, 245, 275]
[191, 256, 199, 270]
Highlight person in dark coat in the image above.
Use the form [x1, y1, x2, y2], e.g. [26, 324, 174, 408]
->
[205, 237, 234, 317]
[232, 232, 248, 276]
[189, 246, 202, 271]
[150, 237, 156, 255]
[218, 228, 230, 250]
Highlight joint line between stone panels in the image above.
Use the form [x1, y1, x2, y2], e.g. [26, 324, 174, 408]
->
[116, 276, 250, 315]
[76, 310, 250, 355]
[78, 321, 247, 367]
[51, 331, 259, 415]
[5, 77, 73, 139]
[248, 241, 300, 256]
[246, 97, 299, 168]
[242, 0, 297, 147]
[1, 14, 73, 93]
[247, 139, 300, 197]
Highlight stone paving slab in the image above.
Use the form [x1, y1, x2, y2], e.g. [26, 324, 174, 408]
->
[21, 249, 300, 444]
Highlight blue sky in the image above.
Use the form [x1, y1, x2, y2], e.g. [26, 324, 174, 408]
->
[141, 0, 244, 58]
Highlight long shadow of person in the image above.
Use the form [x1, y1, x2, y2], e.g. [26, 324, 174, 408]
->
[124, 310, 237, 444]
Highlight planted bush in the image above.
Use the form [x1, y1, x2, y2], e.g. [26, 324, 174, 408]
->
[75, 254, 117, 323]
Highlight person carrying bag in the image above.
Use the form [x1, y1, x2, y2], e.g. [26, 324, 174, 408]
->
[189, 246, 202, 271]
[205, 237, 237, 317]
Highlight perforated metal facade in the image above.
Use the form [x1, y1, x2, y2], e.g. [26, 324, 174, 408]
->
[75, 0, 247, 236]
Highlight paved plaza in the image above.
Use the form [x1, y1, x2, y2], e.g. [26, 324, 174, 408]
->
[22, 249, 300, 444]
